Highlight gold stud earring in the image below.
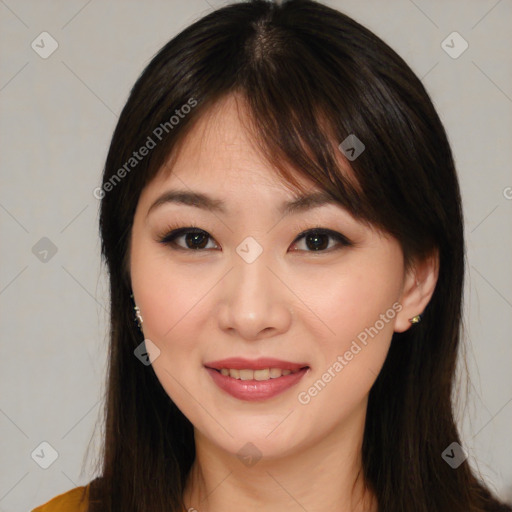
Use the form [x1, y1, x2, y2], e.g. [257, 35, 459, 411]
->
[409, 314, 422, 324]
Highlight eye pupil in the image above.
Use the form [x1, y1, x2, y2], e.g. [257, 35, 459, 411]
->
[186, 231, 208, 249]
[306, 232, 328, 251]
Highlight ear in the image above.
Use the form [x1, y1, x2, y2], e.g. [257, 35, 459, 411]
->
[394, 248, 439, 333]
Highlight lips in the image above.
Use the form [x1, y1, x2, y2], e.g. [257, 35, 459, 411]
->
[204, 357, 310, 401]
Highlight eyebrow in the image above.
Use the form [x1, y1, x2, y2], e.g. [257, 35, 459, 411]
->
[146, 189, 339, 217]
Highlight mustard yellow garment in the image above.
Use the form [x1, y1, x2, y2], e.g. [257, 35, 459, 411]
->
[31, 485, 88, 512]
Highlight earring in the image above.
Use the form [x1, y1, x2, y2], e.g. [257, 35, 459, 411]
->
[130, 293, 144, 330]
[409, 314, 422, 324]
[134, 305, 144, 330]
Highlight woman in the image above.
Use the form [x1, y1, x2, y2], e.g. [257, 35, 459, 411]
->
[32, 0, 511, 511]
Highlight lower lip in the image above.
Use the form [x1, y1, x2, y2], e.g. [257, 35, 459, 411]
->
[205, 367, 309, 402]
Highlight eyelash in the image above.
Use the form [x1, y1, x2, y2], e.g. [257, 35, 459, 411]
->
[156, 222, 352, 253]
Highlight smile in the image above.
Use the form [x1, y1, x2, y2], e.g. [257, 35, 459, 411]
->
[205, 362, 310, 402]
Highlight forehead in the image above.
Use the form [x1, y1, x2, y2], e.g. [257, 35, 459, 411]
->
[152, 93, 317, 194]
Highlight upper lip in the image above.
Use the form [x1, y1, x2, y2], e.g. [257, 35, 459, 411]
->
[204, 357, 309, 371]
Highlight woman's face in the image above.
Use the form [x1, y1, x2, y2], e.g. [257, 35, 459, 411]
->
[130, 95, 413, 460]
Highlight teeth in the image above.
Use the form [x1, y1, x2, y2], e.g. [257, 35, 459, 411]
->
[217, 367, 302, 381]
[254, 369, 269, 381]
[239, 369, 253, 381]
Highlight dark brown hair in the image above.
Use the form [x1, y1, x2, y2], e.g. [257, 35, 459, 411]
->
[84, 1, 512, 510]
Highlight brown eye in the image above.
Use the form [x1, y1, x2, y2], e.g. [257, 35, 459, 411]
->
[159, 228, 218, 250]
[290, 229, 351, 252]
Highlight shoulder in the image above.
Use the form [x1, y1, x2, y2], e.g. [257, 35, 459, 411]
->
[31, 485, 89, 512]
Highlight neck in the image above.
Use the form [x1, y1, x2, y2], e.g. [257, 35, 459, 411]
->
[182, 400, 377, 512]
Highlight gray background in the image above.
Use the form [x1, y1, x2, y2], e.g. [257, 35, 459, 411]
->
[0, 0, 511, 510]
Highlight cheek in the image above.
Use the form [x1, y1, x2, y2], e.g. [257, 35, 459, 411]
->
[290, 257, 403, 412]
[296, 259, 402, 349]
[130, 240, 207, 342]
[131, 250, 211, 414]
[291, 279, 397, 422]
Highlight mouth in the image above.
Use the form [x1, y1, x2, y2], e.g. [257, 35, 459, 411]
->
[204, 358, 310, 401]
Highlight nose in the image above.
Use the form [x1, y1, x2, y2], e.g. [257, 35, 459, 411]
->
[216, 254, 293, 341]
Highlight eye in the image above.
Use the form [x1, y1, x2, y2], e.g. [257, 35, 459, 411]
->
[158, 226, 218, 250]
[290, 228, 352, 252]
